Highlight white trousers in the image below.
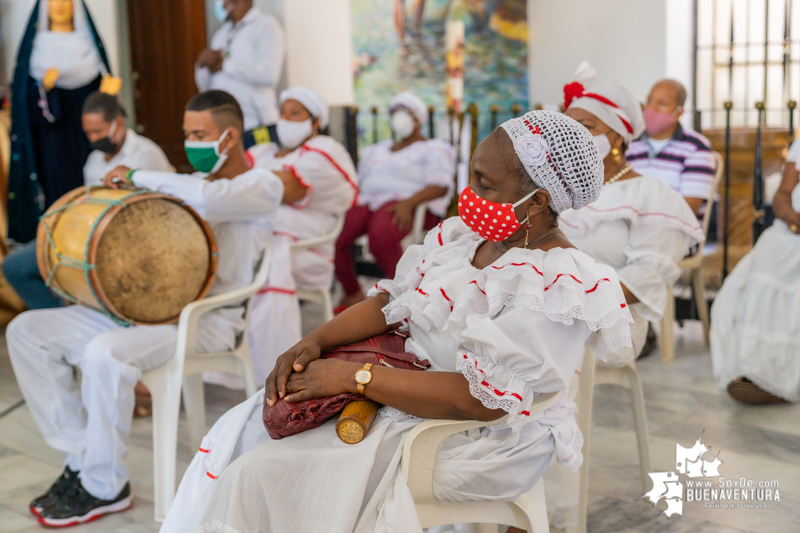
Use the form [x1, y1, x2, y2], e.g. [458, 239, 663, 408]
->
[7, 305, 235, 500]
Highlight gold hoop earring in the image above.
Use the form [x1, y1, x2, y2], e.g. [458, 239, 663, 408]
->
[611, 147, 621, 165]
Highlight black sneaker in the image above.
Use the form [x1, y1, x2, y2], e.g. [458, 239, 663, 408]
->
[29, 467, 80, 517]
[37, 481, 133, 527]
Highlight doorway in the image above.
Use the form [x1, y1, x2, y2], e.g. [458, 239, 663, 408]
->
[127, 0, 207, 172]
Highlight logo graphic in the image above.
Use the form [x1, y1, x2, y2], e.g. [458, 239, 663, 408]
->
[642, 433, 722, 517]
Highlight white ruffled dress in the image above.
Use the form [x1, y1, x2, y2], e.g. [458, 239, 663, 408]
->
[161, 218, 632, 533]
[559, 176, 704, 365]
[710, 184, 800, 402]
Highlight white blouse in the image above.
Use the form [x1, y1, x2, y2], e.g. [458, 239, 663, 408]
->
[357, 139, 456, 217]
[559, 176, 704, 364]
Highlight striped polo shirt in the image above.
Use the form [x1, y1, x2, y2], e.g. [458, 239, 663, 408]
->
[626, 125, 716, 200]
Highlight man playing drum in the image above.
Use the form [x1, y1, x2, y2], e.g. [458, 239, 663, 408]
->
[6, 90, 285, 527]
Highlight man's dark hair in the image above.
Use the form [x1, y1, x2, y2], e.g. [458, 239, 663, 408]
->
[186, 90, 245, 134]
[82, 91, 126, 122]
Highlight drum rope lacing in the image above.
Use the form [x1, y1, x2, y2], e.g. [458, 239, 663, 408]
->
[40, 186, 150, 327]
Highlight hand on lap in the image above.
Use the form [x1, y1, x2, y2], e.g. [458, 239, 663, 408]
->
[284, 359, 357, 402]
[265, 339, 324, 405]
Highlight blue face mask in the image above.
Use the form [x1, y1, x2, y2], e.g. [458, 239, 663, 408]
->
[213, 0, 230, 23]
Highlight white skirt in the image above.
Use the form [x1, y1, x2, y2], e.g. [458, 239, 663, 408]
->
[160, 390, 568, 533]
[710, 221, 800, 402]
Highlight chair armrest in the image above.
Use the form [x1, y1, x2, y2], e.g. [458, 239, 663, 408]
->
[175, 243, 273, 357]
[400, 390, 563, 502]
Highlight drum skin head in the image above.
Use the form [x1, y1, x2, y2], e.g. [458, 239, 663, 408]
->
[37, 187, 218, 325]
[93, 198, 211, 324]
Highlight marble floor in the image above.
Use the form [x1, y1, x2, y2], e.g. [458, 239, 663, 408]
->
[0, 304, 798, 533]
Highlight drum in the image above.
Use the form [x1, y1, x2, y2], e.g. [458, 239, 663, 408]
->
[37, 186, 218, 325]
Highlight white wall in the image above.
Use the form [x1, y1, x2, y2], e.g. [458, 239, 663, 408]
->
[527, 0, 668, 107]
[283, 0, 354, 105]
[1, 0, 121, 88]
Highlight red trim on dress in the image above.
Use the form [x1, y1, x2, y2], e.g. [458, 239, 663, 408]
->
[273, 230, 299, 241]
[257, 287, 297, 295]
[439, 288, 454, 311]
[206, 472, 217, 480]
[198, 448, 210, 453]
[299, 145, 360, 207]
[462, 354, 527, 410]
[244, 151, 255, 169]
[285, 165, 313, 209]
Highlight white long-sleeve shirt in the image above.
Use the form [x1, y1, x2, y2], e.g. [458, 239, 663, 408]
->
[195, 8, 285, 130]
[132, 168, 284, 297]
[83, 129, 172, 186]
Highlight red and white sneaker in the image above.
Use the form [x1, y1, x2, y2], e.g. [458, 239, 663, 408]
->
[29, 467, 80, 517]
[37, 481, 133, 528]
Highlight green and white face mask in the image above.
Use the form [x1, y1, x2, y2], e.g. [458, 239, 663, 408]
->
[185, 129, 230, 174]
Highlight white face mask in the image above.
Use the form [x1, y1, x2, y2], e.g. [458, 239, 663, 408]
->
[592, 133, 612, 160]
[390, 110, 416, 140]
[277, 118, 313, 150]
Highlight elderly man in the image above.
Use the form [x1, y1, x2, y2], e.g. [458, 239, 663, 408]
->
[195, 0, 285, 149]
[626, 79, 716, 215]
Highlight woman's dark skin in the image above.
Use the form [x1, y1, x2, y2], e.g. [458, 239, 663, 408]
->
[265, 129, 576, 421]
[566, 106, 641, 304]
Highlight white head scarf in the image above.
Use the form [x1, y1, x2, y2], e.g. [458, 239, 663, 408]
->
[279, 87, 329, 129]
[29, 0, 103, 89]
[500, 110, 603, 214]
[563, 62, 644, 145]
[389, 91, 428, 125]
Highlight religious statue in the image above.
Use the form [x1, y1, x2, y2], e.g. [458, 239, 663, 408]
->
[8, 0, 118, 242]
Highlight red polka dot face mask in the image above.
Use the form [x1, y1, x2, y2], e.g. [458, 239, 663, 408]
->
[457, 186, 538, 242]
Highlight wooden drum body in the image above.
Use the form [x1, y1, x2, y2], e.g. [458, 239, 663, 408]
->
[37, 186, 218, 325]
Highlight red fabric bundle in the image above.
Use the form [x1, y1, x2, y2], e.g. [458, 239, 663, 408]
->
[262, 332, 430, 439]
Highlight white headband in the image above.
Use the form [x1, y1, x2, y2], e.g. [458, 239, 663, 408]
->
[389, 91, 428, 125]
[280, 86, 329, 128]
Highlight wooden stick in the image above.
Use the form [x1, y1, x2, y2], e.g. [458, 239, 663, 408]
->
[336, 400, 380, 444]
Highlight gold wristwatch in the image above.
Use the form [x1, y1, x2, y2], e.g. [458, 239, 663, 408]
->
[355, 363, 373, 394]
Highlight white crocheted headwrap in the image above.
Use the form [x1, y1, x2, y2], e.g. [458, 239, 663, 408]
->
[499, 110, 603, 214]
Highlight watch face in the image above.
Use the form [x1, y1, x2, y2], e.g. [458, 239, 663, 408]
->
[356, 369, 371, 384]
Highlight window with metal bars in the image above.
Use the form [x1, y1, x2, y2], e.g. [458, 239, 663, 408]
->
[694, 0, 799, 130]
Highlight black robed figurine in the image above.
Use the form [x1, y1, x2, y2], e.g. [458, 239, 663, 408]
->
[8, 0, 111, 243]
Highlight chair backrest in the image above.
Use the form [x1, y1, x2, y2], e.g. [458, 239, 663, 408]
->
[289, 214, 345, 251]
[703, 152, 725, 239]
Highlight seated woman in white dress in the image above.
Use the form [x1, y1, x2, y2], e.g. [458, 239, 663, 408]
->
[245, 86, 358, 382]
[710, 139, 800, 404]
[334, 91, 456, 311]
[559, 67, 704, 365]
[159, 111, 634, 533]
[248, 86, 358, 289]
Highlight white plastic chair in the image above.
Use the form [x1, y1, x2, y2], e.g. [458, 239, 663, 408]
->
[291, 214, 345, 323]
[401, 390, 564, 532]
[139, 243, 272, 522]
[568, 348, 651, 533]
[401, 203, 431, 249]
[659, 151, 724, 363]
